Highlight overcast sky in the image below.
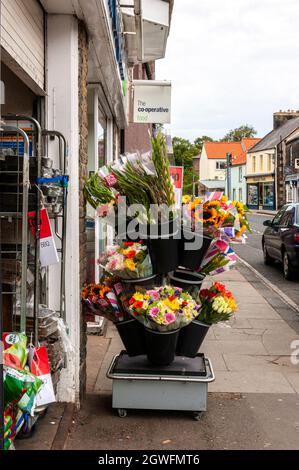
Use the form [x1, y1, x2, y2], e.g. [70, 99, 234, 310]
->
[156, 0, 299, 143]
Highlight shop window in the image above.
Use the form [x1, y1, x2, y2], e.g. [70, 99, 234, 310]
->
[247, 184, 258, 206]
[263, 182, 274, 207]
[239, 188, 242, 201]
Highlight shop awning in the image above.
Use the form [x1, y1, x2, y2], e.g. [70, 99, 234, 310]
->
[121, 0, 173, 64]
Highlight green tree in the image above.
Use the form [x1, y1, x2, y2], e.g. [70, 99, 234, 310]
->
[194, 135, 214, 153]
[221, 125, 257, 142]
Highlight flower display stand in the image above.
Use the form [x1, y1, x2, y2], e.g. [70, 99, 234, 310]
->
[107, 351, 215, 420]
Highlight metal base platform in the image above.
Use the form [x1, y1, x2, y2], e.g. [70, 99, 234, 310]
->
[107, 352, 215, 420]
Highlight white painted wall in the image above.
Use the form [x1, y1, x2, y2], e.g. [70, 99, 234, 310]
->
[46, 14, 80, 404]
[199, 145, 226, 180]
[1, 0, 45, 91]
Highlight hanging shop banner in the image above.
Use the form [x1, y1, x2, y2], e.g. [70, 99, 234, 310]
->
[133, 80, 171, 124]
[28, 208, 59, 267]
[170, 166, 183, 208]
[30, 347, 56, 407]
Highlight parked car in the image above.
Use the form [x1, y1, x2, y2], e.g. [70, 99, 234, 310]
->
[262, 203, 299, 280]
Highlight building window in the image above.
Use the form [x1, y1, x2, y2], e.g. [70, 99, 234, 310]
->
[267, 154, 271, 172]
[239, 188, 242, 201]
[252, 156, 256, 173]
[216, 161, 226, 170]
[260, 155, 263, 172]
[247, 184, 258, 206]
[238, 166, 243, 182]
[263, 182, 274, 207]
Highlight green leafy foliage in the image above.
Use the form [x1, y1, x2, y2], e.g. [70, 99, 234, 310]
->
[221, 125, 257, 142]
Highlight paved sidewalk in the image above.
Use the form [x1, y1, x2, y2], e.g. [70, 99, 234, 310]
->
[64, 268, 299, 450]
[92, 268, 299, 396]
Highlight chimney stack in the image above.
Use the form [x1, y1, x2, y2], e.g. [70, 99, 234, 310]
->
[273, 110, 299, 130]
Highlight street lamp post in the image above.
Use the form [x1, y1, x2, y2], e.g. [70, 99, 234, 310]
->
[226, 152, 232, 199]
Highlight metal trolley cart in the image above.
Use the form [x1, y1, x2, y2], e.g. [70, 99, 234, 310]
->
[107, 352, 215, 420]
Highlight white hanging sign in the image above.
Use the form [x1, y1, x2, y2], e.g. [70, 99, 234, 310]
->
[133, 80, 171, 124]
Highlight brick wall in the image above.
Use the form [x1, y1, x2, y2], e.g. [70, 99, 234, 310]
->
[78, 21, 89, 399]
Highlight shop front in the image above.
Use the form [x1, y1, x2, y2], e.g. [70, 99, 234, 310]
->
[246, 175, 276, 210]
[285, 175, 299, 203]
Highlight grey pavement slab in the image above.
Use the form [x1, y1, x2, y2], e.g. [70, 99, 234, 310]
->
[209, 370, 295, 394]
[65, 392, 299, 450]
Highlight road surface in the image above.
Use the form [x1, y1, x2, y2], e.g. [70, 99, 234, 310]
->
[234, 212, 299, 307]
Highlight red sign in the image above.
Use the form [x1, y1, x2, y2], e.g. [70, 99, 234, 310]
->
[169, 166, 184, 207]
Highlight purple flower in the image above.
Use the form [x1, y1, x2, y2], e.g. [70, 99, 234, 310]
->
[164, 312, 176, 324]
[149, 307, 159, 317]
[147, 290, 160, 301]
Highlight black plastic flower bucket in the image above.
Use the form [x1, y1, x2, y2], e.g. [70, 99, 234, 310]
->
[176, 319, 210, 358]
[179, 229, 213, 271]
[144, 219, 180, 275]
[115, 318, 146, 357]
[168, 269, 205, 294]
[120, 274, 159, 291]
[145, 328, 180, 366]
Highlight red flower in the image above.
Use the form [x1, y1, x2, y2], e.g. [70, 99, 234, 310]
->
[133, 301, 143, 309]
[182, 301, 188, 306]
[207, 291, 217, 299]
[168, 296, 176, 302]
[125, 250, 136, 259]
[129, 297, 135, 305]
[124, 242, 134, 247]
[213, 282, 226, 294]
[199, 289, 210, 298]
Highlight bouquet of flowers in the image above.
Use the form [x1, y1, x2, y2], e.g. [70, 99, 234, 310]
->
[182, 194, 251, 241]
[84, 132, 176, 224]
[81, 283, 125, 322]
[199, 239, 237, 276]
[127, 285, 201, 332]
[195, 282, 237, 325]
[99, 241, 153, 279]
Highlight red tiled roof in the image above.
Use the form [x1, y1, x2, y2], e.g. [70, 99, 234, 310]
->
[203, 139, 261, 166]
[204, 142, 243, 159]
[232, 138, 261, 165]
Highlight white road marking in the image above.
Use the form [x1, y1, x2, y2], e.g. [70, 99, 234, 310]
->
[237, 255, 299, 315]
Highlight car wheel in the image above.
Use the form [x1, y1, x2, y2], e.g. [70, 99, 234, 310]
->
[263, 243, 273, 265]
[283, 250, 294, 280]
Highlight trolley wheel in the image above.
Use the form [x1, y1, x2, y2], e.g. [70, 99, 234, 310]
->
[117, 408, 127, 418]
[193, 412, 203, 421]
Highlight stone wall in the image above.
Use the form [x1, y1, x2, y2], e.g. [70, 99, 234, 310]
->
[78, 21, 89, 399]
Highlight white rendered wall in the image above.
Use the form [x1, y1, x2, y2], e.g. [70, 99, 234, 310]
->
[46, 14, 80, 404]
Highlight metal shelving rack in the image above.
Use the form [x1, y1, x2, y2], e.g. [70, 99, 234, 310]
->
[41, 130, 68, 321]
[0, 125, 30, 333]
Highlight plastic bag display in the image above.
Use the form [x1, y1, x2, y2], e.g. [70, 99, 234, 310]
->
[4, 366, 43, 416]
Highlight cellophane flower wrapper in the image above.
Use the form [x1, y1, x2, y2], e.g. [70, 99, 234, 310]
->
[100, 242, 153, 280]
[196, 282, 238, 325]
[128, 286, 201, 332]
[199, 238, 237, 276]
[81, 283, 122, 322]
